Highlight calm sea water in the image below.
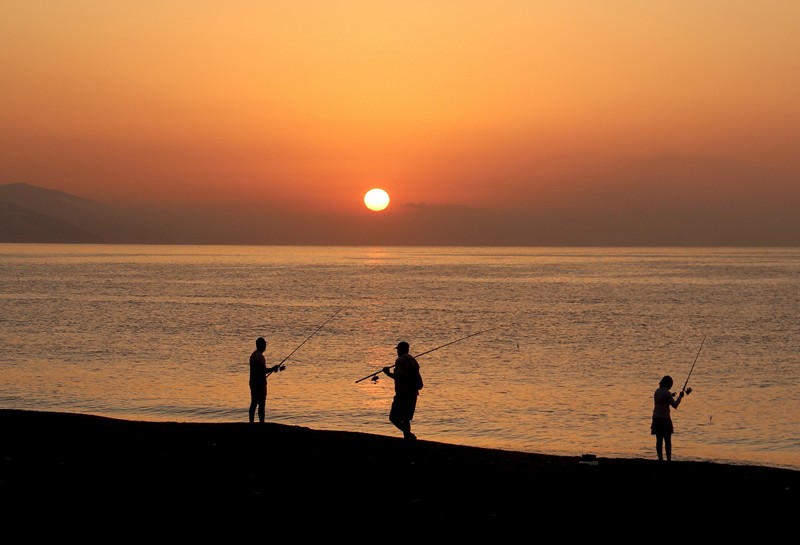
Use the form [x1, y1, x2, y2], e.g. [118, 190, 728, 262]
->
[1, 244, 798, 471]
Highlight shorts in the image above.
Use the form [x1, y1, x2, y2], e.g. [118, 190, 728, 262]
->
[250, 380, 267, 401]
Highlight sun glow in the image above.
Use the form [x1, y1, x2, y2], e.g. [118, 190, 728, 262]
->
[364, 188, 390, 211]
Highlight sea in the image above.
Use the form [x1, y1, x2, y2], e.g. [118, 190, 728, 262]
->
[1, 244, 798, 471]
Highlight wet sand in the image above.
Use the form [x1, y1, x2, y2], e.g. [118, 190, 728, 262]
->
[1, 409, 795, 536]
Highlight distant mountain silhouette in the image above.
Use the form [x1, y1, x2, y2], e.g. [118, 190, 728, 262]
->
[0, 182, 296, 245]
[0, 183, 153, 243]
[0, 200, 103, 243]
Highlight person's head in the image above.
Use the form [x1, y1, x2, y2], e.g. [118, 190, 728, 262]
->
[256, 337, 267, 352]
[395, 341, 410, 355]
[659, 375, 673, 389]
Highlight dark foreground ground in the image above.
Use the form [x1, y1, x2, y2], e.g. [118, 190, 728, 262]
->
[1, 409, 796, 537]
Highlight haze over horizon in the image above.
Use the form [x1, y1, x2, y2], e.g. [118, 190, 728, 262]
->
[2, 2, 798, 246]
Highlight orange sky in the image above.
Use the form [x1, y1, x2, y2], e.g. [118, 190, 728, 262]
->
[2, 1, 799, 245]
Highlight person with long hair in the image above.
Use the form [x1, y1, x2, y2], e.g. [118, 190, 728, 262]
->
[651, 375, 685, 461]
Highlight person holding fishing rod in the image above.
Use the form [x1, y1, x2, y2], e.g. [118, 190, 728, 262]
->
[382, 341, 423, 441]
[650, 335, 704, 461]
[248, 336, 284, 424]
[650, 375, 685, 462]
[355, 328, 497, 440]
[248, 307, 345, 423]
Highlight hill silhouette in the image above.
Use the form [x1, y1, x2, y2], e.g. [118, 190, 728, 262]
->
[0, 182, 148, 243]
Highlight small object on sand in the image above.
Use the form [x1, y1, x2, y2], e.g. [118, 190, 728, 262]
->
[579, 453, 599, 466]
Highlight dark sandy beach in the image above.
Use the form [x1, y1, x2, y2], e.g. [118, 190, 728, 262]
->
[1, 409, 795, 536]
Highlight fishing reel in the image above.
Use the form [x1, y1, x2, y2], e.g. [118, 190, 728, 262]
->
[673, 387, 693, 397]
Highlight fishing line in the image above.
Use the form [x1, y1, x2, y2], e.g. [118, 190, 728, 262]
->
[268, 306, 346, 377]
[354, 326, 499, 384]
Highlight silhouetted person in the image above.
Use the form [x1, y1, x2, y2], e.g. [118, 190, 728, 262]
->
[651, 375, 685, 461]
[382, 341, 423, 441]
[249, 337, 282, 423]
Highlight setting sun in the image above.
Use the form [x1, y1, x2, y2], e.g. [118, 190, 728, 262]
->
[364, 188, 390, 212]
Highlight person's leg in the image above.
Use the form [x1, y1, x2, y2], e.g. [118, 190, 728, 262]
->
[656, 434, 664, 461]
[665, 434, 672, 461]
[249, 387, 257, 423]
[395, 414, 413, 439]
[389, 413, 404, 431]
[404, 396, 418, 440]
[389, 397, 404, 431]
[390, 396, 415, 439]
[256, 390, 266, 423]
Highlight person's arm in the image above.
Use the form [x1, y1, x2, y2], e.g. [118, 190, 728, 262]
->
[670, 390, 685, 409]
[384, 355, 407, 378]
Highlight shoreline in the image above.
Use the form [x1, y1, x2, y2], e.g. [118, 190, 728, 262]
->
[2, 409, 796, 534]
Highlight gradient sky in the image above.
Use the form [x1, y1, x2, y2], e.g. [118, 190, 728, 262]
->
[2, 1, 799, 245]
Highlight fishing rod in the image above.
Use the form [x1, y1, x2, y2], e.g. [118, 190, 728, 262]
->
[681, 334, 706, 395]
[267, 306, 346, 377]
[354, 326, 499, 384]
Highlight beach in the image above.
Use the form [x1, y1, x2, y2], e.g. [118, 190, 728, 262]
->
[1, 409, 795, 537]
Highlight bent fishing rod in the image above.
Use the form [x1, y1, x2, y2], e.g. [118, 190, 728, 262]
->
[267, 306, 346, 377]
[681, 334, 706, 395]
[354, 326, 499, 384]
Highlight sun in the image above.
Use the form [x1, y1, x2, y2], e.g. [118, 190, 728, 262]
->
[364, 188, 390, 211]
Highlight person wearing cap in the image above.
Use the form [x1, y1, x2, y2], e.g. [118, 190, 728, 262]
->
[248, 336, 283, 423]
[382, 341, 423, 441]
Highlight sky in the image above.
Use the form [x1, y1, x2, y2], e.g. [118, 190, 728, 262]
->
[2, 1, 799, 245]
